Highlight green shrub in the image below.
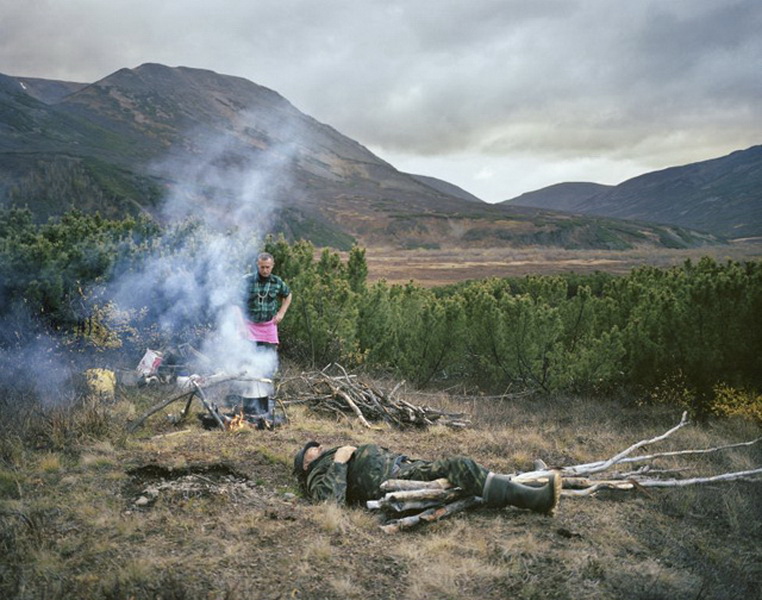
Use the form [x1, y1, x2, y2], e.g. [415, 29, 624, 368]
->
[2, 214, 760, 421]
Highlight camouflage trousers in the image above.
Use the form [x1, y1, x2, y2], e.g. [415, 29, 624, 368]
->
[394, 457, 489, 496]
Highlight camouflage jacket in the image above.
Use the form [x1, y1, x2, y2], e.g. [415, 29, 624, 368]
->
[304, 444, 406, 505]
[303, 444, 489, 506]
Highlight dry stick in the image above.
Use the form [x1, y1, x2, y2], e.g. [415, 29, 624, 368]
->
[388, 380, 405, 400]
[562, 468, 762, 497]
[514, 411, 691, 482]
[329, 383, 378, 430]
[361, 386, 396, 424]
[127, 371, 251, 433]
[380, 489, 465, 513]
[323, 362, 356, 382]
[561, 481, 638, 496]
[365, 390, 394, 424]
[192, 382, 226, 430]
[127, 389, 195, 433]
[546, 435, 762, 477]
[341, 391, 378, 430]
[635, 468, 762, 487]
[275, 396, 290, 425]
[384, 487, 464, 503]
[380, 478, 453, 492]
[380, 496, 484, 534]
[606, 437, 762, 466]
[378, 499, 451, 513]
[179, 392, 195, 419]
[566, 411, 690, 476]
[613, 466, 694, 479]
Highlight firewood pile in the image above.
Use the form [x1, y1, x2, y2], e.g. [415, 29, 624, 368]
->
[368, 478, 484, 533]
[368, 412, 762, 533]
[279, 364, 471, 429]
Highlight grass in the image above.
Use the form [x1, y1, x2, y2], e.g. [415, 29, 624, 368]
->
[0, 370, 760, 600]
[359, 240, 762, 287]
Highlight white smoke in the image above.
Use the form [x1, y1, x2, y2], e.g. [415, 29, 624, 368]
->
[0, 325, 74, 405]
[110, 111, 302, 382]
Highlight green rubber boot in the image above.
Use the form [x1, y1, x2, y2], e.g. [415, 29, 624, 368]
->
[482, 471, 561, 515]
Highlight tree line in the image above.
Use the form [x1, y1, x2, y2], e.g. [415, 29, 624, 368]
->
[1, 208, 760, 420]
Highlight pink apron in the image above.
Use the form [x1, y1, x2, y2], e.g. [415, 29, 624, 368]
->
[246, 319, 279, 345]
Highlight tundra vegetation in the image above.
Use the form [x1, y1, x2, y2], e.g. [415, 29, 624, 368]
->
[1, 207, 760, 599]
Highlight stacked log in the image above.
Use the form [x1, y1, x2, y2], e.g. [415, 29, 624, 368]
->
[367, 478, 483, 534]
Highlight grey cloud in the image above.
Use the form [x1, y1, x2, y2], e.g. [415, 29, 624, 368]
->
[0, 0, 759, 200]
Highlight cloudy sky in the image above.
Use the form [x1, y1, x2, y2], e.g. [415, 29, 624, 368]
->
[2, 0, 760, 202]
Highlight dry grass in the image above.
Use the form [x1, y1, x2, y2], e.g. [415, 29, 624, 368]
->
[0, 379, 760, 600]
[360, 241, 762, 286]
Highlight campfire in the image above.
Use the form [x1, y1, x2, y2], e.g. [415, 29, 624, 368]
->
[120, 345, 286, 432]
[127, 353, 285, 432]
[225, 410, 252, 431]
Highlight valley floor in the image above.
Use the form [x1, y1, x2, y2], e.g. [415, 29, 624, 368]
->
[362, 240, 762, 286]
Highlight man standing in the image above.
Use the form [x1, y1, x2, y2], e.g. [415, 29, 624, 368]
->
[293, 441, 561, 515]
[244, 252, 292, 347]
[230, 252, 291, 423]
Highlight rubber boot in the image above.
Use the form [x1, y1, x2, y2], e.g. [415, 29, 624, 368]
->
[482, 471, 561, 515]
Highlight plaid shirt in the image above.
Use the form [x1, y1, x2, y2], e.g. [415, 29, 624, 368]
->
[245, 273, 291, 323]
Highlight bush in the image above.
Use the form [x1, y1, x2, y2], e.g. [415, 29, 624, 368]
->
[2, 214, 760, 421]
[711, 384, 762, 423]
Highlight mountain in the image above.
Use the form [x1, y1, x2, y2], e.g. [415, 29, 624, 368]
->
[507, 182, 612, 211]
[15, 77, 87, 104]
[0, 64, 724, 250]
[505, 147, 762, 239]
[407, 173, 484, 203]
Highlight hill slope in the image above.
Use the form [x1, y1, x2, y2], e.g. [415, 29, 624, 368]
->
[505, 182, 612, 211]
[0, 64, 726, 250]
[506, 147, 762, 238]
[407, 173, 485, 203]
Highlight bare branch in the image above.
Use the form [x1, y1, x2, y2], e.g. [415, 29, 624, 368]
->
[608, 437, 761, 465]
[562, 411, 690, 476]
[369, 411, 760, 532]
[633, 468, 762, 488]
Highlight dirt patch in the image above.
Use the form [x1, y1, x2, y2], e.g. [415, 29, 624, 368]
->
[124, 462, 276, 509]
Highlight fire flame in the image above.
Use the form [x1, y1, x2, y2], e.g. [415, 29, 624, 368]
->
[225, 410, 252, 431]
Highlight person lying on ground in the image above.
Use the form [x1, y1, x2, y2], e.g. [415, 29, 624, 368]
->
[293, 441, 561, 515]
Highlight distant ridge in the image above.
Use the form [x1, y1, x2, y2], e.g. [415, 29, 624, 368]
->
[15, 77, 87, 104]
[407, 173, 484, 203]
[506, 146, 762, 238]
[505, 182, 611, 211]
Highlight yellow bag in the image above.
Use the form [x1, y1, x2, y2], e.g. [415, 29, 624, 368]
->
[85, 368, 116, 400]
